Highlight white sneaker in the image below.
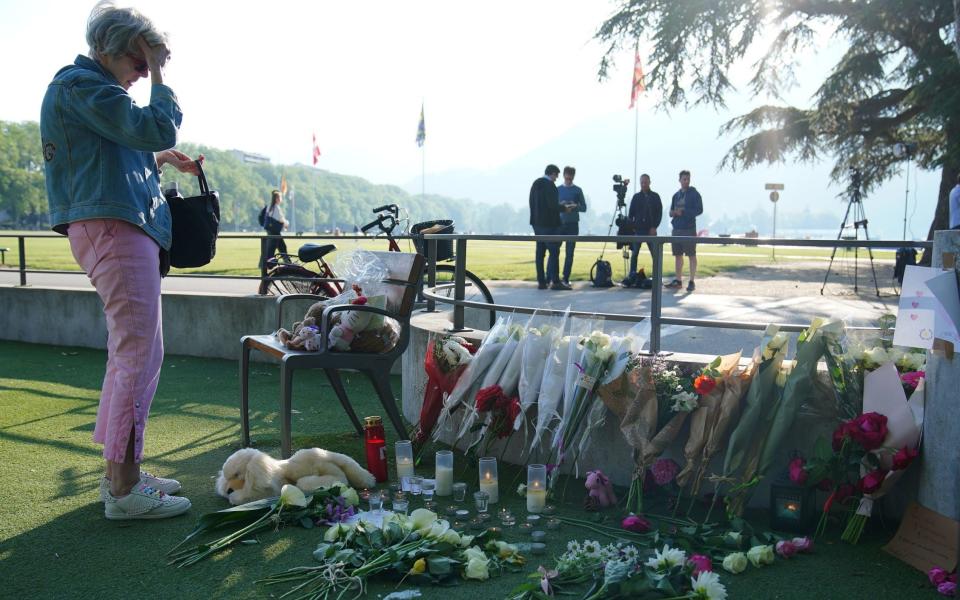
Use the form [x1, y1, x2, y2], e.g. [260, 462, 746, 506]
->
[99, 471, 181, 503]
[104, 481, 191, 520]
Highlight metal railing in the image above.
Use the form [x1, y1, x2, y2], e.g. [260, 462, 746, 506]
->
[1, 231, 932, 355]
[418, 233, 931, 354]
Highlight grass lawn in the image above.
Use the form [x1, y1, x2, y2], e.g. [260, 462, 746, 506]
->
[0, 230, 895, 283]
[0, 340, 934, 599]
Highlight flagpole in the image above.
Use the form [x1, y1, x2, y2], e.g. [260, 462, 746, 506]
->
[633, 102, 639, 195]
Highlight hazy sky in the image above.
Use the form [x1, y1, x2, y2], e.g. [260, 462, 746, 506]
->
[0, 0, 940, 238]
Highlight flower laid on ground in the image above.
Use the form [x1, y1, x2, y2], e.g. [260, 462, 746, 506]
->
[688, 554, 712, 577]
[690, 570, 727, 600]
[722, 552, 748, 574]
[775, 540, 798, 558]
[621, 514, 651, 533]
[746, 544, 775, 567]
[167, 485, 359, 567]
[510, 539, 726, 600]
[929, 566, 958, 597]
[645, 544, 687, 572]
[260, 508, 522, 597]
[791, 536, 814, 553]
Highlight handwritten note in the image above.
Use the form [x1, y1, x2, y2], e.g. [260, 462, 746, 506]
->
[883, 502, 960, 573]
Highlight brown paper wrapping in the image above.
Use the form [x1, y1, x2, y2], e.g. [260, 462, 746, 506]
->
[675, 352, 743, 490]
[692, 359, 756, 495]
[598, 367, 644, 420]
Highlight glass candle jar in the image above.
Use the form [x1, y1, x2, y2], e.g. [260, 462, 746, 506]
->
[395, 440, 415, 482]
[473, 490, 490, 514]
[526, 464, 547, 513]
[435, 450, 454, 496]
[478, 457, 499, 504]
[452, 482, 468, 503]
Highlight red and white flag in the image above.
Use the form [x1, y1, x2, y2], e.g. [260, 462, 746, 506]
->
[312, 133, 321, 165]
[629, 51, 645, 109]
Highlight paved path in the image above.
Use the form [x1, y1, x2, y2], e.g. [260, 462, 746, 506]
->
[1, 258, 899, 354]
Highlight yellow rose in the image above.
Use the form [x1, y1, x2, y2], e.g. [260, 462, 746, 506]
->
[409, 558, 427, 575]
[722, 552, 747, 574]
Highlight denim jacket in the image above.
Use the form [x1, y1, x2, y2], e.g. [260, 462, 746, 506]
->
[40, 55, 182, 249]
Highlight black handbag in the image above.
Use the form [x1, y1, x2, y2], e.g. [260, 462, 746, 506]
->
[166, 161, 220, 269]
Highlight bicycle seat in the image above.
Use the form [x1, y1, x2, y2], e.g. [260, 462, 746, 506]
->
[298, 243, 337, 262]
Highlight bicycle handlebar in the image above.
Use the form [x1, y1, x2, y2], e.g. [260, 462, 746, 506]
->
[361, 217, 382, 233]
[372, 204, 398, 216]
[361, 214, 398, 235]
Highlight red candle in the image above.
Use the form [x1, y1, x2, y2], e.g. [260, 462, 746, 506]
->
[363, 416, 388, 482]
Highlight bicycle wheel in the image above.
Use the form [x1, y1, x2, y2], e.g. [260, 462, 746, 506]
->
[265, 264, 327, 296]
[430, 265, 496, 329]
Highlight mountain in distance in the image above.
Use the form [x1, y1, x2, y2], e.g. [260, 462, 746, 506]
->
[404, 111, 938, 240]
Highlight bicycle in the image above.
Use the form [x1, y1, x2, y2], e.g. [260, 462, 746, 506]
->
[262, 204, 496, 328]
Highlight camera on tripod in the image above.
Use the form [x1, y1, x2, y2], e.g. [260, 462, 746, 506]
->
[848, 167, 862, 193]
[612, 174, 630, 208]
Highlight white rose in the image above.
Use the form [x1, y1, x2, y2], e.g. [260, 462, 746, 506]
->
[459, 534, 475, 548]
[862, 346, 889, 368]
[340, 487, 359, 507]
[722, 552, 747, 574]
[279, 484, 307, 508]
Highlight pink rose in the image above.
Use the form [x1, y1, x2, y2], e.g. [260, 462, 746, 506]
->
[858, 469, 888, 495]
[775, 540, 797, 559]
[651, 458, 679, 486]
[791, 537, 813, 553]
[901, 370, 925, 389]
[688, 554, 712, 577]
[930, 567, 949, 585]
[788, 456, 808, 485]
[938, 582, 957, 597]
[892, 445, 919, 471]
[849, 412, 889, 451]
[622, 514, 651, 533]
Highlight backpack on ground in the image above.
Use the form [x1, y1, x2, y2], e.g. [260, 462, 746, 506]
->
[590, 259, 614, 288]
[894, 247, 917, 284]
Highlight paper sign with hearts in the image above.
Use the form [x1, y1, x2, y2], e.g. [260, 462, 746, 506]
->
[894, 265, 959, 348]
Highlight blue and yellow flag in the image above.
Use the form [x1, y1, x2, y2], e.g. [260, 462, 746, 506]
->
[416, 103, 425, 147]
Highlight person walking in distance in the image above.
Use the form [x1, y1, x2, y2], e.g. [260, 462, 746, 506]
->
[258, 189, 289, 295]
[529, 164, 569, 290]
[664, 170, 703, 292]
[623, 173, 662, 287]
[557, 166, 587, 286]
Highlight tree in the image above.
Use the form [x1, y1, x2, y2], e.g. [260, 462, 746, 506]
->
[595, 0, 960, 256]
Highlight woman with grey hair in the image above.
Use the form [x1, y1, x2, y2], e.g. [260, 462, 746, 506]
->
[40, 1, 203, 520]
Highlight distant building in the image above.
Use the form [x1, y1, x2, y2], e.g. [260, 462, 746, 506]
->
[229, 149, 270, 164]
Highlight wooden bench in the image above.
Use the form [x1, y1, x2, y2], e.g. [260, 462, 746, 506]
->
[239, 251, 425, 457]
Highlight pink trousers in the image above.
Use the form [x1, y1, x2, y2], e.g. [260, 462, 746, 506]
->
[68, 219, 163, 464]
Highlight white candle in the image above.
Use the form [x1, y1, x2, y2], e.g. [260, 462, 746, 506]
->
[479, 472, 499, 504]
[396, 457, 414, 480]
[435, 465, 454, 496]
[527, 486, 547, 513]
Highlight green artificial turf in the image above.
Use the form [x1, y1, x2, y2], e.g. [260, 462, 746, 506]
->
[0, 340, 934, 599]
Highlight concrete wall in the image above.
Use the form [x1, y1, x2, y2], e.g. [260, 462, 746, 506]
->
[1, 287, 324, 362]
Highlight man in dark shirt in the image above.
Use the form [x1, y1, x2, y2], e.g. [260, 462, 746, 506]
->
[529, 164, 568, 290]
[665, 170, 703, 292]
[623, 173, 662, 286]
[557, 166, 587, 286]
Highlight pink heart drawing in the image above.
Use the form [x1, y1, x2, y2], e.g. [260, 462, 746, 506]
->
[916, 290, 924, 297]
[910, 314, 919, 321]
[911, 301, 919, 308]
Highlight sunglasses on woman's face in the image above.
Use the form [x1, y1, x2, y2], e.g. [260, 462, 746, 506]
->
[126, 54, 148, 75]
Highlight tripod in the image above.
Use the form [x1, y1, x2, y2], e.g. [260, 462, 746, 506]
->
[821, 177, 880, 296]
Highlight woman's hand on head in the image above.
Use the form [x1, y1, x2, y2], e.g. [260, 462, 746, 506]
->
[137, 36, 170, 72]
[158, 150, 204, 175]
